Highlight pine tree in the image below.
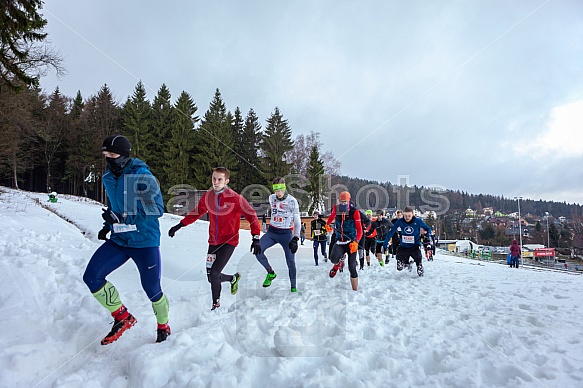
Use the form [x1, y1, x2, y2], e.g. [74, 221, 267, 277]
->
[0, 0, 64, 91]
[63, 91, 90, 196]
[35, 87, 70, 192]
[229, 107, 245, 192]
[191, 88, 236, 189]
[0, 79, 41, 188]
[123, 81, 152, 162]
[164, 91, 198, 194]
[233, 108, 264, 191]
[92, 84, 122, 140]
[87, 84, 123, 202]
[306, 145, 325, 213]
[149, 84, 173, 187]
[260, 106, 293, 182]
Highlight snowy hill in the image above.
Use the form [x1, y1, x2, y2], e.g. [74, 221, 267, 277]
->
[1, 187, 582, 388]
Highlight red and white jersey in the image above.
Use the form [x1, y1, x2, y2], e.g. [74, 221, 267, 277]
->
[269, 193, 301, 237]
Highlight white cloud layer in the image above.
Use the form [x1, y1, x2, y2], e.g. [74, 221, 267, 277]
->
[513, 100, 583, 159]
[39, 0, 583, 204]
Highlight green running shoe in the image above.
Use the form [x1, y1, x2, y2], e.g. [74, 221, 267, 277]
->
[291, 287, 297, 293]
[263, 272, 277, 287]
[379, 259, 385, 267]
[230, 273, 241, 295]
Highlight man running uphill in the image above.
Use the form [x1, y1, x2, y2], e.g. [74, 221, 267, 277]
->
[83, 135, 170, 344]
[326, 191, 363, 291]
[255, 177, 301, 292]
[168, 167, 261, 310]
[383, 207, 432, 277]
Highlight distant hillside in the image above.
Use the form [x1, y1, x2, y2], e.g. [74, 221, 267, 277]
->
[332, 175, 583, 218]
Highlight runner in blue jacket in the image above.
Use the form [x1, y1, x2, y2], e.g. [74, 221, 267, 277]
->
[83, 135, 170, 345]
[383, 207, 432, 277]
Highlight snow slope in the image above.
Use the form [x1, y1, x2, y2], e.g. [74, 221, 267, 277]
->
[1, 187, 582, 388]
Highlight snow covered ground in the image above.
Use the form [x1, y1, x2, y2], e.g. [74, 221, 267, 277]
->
[1, 186, 582, 388]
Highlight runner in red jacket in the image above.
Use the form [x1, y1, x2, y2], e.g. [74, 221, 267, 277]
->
[168, 167, 261, 310]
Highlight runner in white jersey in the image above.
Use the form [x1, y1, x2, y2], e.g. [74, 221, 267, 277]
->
[254, 177, 301, 292]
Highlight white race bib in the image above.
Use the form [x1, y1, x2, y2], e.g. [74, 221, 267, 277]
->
[206, 254, 216, 269]
[402, 235, 414, 244]
[112, 223, 137, 233]
[314, 230, 321, 236]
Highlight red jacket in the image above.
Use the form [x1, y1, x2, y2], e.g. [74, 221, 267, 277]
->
[365, 216, 377, 239]
[509, 240, 521, 257]
[181, 187, 260, 246]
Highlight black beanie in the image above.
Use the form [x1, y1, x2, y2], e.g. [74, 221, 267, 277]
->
[102, 135, 131, 157]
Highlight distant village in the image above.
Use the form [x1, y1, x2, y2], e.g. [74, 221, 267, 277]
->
[418, 206, 583, 267]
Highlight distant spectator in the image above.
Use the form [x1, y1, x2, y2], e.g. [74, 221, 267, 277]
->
[509, 239, 520, 268]
[300, 222, 306, 245]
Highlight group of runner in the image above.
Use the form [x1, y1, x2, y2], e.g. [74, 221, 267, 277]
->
[85, 134, 436, 345]
[322, 196, 435, 289]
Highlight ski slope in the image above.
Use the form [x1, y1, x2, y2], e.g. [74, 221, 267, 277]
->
[1, 187, 582, 388]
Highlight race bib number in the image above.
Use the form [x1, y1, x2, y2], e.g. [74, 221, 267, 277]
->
[314, 230, 321, 236]
[273, 216, 284, 223]
[112, 223, 137, 233]
[206, 254, 217, 269]
[402, 235, 414, 244]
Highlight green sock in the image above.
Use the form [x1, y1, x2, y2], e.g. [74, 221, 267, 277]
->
[152, 294, 169, 325]
[92, 281, 123, 313]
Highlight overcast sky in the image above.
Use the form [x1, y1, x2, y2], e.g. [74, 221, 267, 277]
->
[40, 0, 583, 207]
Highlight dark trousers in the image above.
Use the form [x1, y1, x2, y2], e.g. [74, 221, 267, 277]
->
[396, 246, 423, 267]
[207, 244, 236, 304]
[364, 238, 376, 256]
[375, 241, 384, 254]
[83, 240, 163, 301]
[255, 226, 296, 288]
[389, 243, 399, 255]
[330, 243, 358, 278]
[329, 233, 336, 257]
[313, 240, 327, 264]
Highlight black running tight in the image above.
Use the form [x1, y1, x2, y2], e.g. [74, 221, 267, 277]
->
[207, 244, 236, 304]
[330, 243, 358, 278]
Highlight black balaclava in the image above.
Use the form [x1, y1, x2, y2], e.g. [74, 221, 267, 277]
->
[102, 135, 132, 176]
[106, 155, 131, 176]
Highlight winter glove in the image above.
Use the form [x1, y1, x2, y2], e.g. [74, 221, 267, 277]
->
[168, 222, 184, 238]
[289, 236, 299, 254]
[349, 240, 358, 254]
[102, 208, 121, 225]
[325, 224, 332, 233]
[98, 227, 110, 240]
[250, 235, 262, 255]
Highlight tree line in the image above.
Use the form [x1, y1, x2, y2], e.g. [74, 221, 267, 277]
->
[334, 175, 583, 249]
[333, 175, 582, 218]
[0, 79, 340, 211]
